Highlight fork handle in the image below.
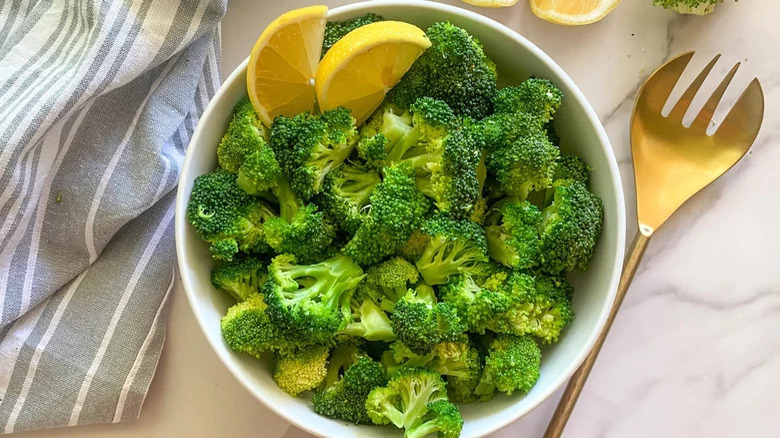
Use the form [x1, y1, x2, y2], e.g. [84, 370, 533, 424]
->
[543, 231, 651, 438]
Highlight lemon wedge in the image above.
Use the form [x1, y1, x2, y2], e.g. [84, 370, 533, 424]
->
[530, 0, 621, 25]
[315, 21, 430, 125]
[462, 0, 520, 7]
[247, 5, 327, 127]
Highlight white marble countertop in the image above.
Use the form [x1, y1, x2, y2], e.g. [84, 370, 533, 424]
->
[11, 0, 779, 437]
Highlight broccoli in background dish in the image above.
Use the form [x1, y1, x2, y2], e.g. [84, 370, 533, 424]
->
[211, 255, 267, 302]
[186, 168, 274, 261]
[322, 13, 384, 56]
[389, 21, 497, 120]
[313, 355, 388, 424]
[653, 0, 722, 14]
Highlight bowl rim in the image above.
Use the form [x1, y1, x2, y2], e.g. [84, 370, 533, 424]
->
[175, 1, 626, 436]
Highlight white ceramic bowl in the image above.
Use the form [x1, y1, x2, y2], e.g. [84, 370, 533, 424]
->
[175, 1, 626, 436]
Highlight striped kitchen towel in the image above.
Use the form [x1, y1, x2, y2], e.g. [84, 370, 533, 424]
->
[0, 0, 225, 433]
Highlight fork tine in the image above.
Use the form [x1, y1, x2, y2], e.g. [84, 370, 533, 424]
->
[638, 52, 695, 114]
[691, 62, 741, 131]
[715, 78, 765, 140]
[667, 54, 720, 122]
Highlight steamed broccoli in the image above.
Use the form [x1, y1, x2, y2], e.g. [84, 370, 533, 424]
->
[398, 229, 430, 262]
[389, 22, 497, 119]
[415, 214, 489, 285]
[361, 257, 420, 312]
[211, 255, 267, 302]
[320, 163, 381, 235]
[474, 334, 540, 397]
[439, 274, 509, 333]
[483, 271, 575, 343]
[386, 338, 480, 381]
[405, 400, 463, 438]
[217, 97, 268, 173]
[553, 153, 589, 186]
[269, 107, 358, 200]
[485, 201, 542, 270]
[343, 163, 431, 266]
[493, 78, 563, 122]
[357, 104, 414, 167]
[220, 294, 288, 357]
[322, 13, 384, 55]
[313, 355, 388, 424]
[391, 285, 464, 355]
[273, 345, 329, 396]
[365, 367, 449, 430]
[236, 142, 283, 195]
[539, 180, 603, 274]
[343, 286, 396, 342]
[263, 254, 365, 346]
[653, 0, 722, 14]
[187, 169, 275, 261]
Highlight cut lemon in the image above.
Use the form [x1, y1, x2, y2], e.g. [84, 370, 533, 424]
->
[530, 0, 621, 25]
[315, 21, 430, 125]
[462, 0, 520, 7]
[247, 5, 327, 127]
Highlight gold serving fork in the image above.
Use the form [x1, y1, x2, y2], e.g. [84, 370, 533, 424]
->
[544, 51, 765, 438]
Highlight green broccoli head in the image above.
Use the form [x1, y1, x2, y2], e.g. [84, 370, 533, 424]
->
[263, 203, 336, 264]
[236, 142, 283, 195]
[365, 367, 448, 430]
[220, 294, 288, 357]
[363, 257, 420, 312]
[357, 104, 414, 167]
[343, 163, 431, 266]
[553, 153, 590, 185]
[343, 290, 396, 342]
[320, 163, 381, 235]
[439, 274, 510, 333]
[273, 345, 329, 396]
[539, 180, 603, 273]
[485, 201, 542, 270]
[397, 229, 431, 262]
[263, 254, 365, 346]
[313, 355, 388, 424]
[388, 338, 480, 381]
[486, 129, 560, 201]
[493, 78, 563, 122]
[484, 271, 574, 343]
[653, 0, 721, 14]
[415, 214, 489, 285]
[217, 97, 268, 173]
[391, 285, 464, 355]
[186, 169, 275, 261]
[474, 334, 541, 397]
[406, 400, 464, 438]
[322, 13, 384, 55]
[389, 21, 497, 119]
[211, 255, 267, 302]
[269, 107, 358, 200]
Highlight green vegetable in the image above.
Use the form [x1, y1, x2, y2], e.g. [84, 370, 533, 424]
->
[405, 400, 464, 438]
[210, 255, 267, 302]
[361, 257, 420, 312]
[313, 355, 388, 424]
[415, 214, 489, 285]
[391, 285, 464, 355]
[273, 345, 329, 396]
[220, 294, 288, 357]
[653, 0, 722, 14]
[474, 334, 540, 398]
[365, 367, 450, 430]
[485, 201, 542, 270]
[217, 97, 268, 173]
[322, 13, 384, 55]
[320, 162, 381, 235]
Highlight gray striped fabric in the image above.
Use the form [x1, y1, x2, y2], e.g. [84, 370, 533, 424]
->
[0, 0, 225, 433]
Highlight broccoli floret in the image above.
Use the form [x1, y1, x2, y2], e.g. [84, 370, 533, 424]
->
[486, 126, 560, 200]
[391, 285, 464, 355]
[360, 257, 420, 312]
[263, 254, 365, 346]
[398, 229, 430, 262]
[474, 334, 540, 397]
[389, 22, 497, 119]
[653, 0, 721, 14]
[483, 271, 574, 343]
[357, 104, 414, 167]
[485, 201, 542, 270]
[269, 107, 358, 200]
[323, 343, 361, 388]
[220, 294, 288, 357]
[387, 339, 480, 381]
[343, 289, 396, 342]
[187, 169, 275, 261]
[313, 355, 388, 424]
[320, 163, 381, 235]
[415, 214, 489, 285]
[405, 400, 464, 438]
[539, 180, 603, 273]
[439, 274, 510, 333]
[322, 13, 384, 55]
[343, 163, 431, 266]
[493, 79, 563, 122]
[273, 345, 329, 396]
[553, 153, 590, 185]
[365, 367, 448, 430]
[217, 97, 268, 173]
[262, 175, 336, 264]
[446, 357, 484, 404]
[211, 255, 267, 302]
[236, 142, 283, 195]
